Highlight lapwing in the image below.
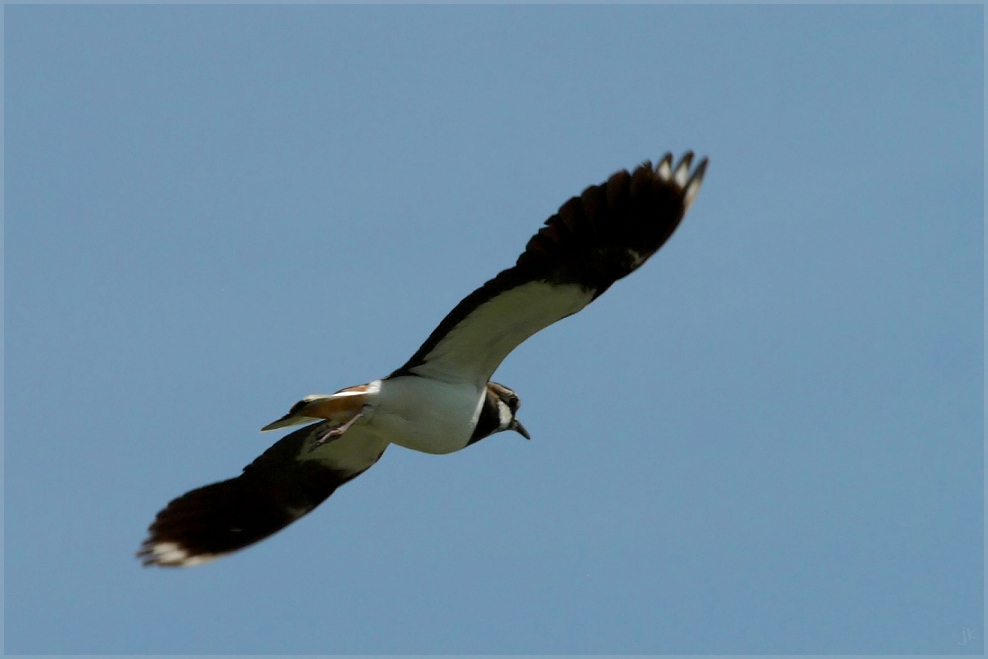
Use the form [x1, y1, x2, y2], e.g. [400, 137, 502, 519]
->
[138, 152, 708, 567]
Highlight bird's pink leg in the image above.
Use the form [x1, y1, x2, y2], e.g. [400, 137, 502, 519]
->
[308, 406, 370, 451]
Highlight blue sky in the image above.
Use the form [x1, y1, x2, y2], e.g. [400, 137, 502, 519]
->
[5, 4, 983, 655]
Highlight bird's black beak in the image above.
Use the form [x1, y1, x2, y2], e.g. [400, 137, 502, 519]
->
[510, 418, 531, 440]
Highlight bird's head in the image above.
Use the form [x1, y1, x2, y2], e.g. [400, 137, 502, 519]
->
[487, 382, 530, 440]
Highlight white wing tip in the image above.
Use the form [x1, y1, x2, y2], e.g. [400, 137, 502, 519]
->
[672, 152, 694, 186]
[656, 153, 674, 180]
[139, 541, 218, 568]
[655, 151, 708, 211]
[683, 156, 708, 210]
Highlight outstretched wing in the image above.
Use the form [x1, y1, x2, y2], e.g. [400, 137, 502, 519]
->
[138, 423, 388, 567]
[391, 152, 707, 386]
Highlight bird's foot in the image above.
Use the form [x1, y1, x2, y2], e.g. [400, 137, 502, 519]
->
[308, 408, 368, 452]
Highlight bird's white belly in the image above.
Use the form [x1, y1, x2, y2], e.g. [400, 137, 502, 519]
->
[368, 376, 485, 455]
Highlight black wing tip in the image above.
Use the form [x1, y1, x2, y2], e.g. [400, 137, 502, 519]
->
[136, 424, 386, 568]
[135, 473, 303, 569]
[691, 156, 709, 181]
[136, 480, 248, 568]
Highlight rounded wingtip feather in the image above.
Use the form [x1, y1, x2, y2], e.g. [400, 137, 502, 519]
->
[683, 156, 708, 210]
[653, 151, 708, 210]
[138, 540, 219, 568]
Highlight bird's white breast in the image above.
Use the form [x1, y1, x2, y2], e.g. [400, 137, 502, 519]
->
[368, 376, 486, 455]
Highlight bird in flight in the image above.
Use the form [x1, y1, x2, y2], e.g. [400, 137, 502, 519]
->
[138, 152, 708, 567]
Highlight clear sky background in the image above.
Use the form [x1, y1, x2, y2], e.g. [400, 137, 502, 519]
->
[5, 4, 983, 655]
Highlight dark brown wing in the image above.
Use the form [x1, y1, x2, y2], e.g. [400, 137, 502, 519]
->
[138, 422, 388, 567]
[391, 152, 708, 385]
